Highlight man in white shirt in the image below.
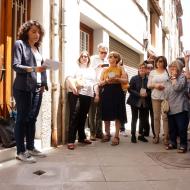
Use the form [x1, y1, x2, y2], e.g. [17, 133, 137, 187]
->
[88, 43, 108, 140]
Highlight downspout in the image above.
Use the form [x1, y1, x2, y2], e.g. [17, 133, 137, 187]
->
[60, 0, 67, 144]
[50, 0, 60, 147]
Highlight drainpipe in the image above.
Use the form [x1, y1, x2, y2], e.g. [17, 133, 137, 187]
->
[50, 0, 60, 147]
[60, 0, 67, 144]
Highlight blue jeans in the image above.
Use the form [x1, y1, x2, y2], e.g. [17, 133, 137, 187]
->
[168, 111, 189, 149]
[13, 88, 42, 154]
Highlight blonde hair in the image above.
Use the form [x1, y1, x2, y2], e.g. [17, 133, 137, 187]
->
[108, 51, 121, 64]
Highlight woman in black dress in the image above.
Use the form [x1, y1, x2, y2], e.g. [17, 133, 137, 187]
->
[99, 51, 128, 145]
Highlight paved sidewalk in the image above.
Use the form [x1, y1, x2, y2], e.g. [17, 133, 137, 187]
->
[0, 134, 190, 190]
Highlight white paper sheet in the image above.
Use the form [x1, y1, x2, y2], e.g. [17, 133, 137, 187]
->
[43, 59, 61, 70]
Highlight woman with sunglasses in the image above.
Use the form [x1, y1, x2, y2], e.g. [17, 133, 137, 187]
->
[99, 51, 127, 145]
[147, 56, 169, 145]
[66, 51, 98, 150]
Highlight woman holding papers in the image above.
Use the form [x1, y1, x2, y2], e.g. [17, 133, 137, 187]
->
[66, 51, 98, 150]
[12, 20, 48, 163]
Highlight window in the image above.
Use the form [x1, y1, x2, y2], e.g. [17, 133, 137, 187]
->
[12, 0, 30, 42]
[80, 23, 93, 55]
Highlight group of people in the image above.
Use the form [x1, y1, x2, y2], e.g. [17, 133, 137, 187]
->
[12, 20, 190, 164]
[66, 45, 128, 149]
[66, 45, 190, 154]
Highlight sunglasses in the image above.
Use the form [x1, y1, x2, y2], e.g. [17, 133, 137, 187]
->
[99, 51, 107, 54]
[108, 55, 117, 59]
[158, 59, 163, 63]
[81, 55, 88, 58]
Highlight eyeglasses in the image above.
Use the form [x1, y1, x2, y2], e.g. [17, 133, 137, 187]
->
[81, 55, 88, 58]
[108, 55, 117, 59]
[99, 51, 107, 54]
[158, 59, 163, 63]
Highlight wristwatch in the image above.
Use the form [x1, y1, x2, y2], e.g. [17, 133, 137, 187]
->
[32, 67, 35, 72]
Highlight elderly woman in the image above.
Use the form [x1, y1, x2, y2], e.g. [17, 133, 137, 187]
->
[99, 51, 128, 145]
[165, 59, 189, 153]
[66, 51, 98, 150]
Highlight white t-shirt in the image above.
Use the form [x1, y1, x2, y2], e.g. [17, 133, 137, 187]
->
[90, 55, 108, 80]
[148, 70, 169, 100]
[32, 49, 42, 84]
[70, 65, 97, 97]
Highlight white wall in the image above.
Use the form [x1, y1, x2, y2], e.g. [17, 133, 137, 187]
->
[63, 0, 80, 77]
[31, 0, 51, 148]
[80, 0, 146, 54]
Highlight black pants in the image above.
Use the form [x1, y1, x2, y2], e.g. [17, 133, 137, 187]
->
[168, 111, 189, 149]
[13, 88, 42, 154]
[130, 106, 149, 136]
[68, 92, 91, 143]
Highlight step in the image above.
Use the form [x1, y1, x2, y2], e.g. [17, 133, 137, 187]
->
[0, 146, 16, 163]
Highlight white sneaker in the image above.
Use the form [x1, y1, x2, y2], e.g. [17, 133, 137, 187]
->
[16, 152, 36, 163]
[28, 148, 47, 158]
[120, 131, 128, 137]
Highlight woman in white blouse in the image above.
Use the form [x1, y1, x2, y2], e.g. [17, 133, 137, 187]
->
[147, 56, 169, 145]
[66, 51, 98, 150]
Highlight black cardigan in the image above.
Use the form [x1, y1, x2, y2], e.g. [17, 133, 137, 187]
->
[127, 74, 151, 108]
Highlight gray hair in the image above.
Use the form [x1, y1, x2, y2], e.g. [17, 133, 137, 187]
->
[97, 43, 108, 51]
[169, 59, 184, 73]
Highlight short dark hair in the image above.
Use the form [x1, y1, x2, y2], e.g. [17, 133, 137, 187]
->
[17, 20, 44, 48]
[155, 56, 167, 69]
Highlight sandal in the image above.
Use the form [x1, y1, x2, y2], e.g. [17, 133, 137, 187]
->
[67, 143, 75, 150]
[177, 147, 187, 153]
[101, 134, 111, 142]
[165, 144, 177, 150]
[153, 137, 159, 144]
[111, 137, 120, 146]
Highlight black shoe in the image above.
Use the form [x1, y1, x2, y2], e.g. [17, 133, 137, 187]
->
[131, 135, 137, 143]
[138, 136, 148, 142]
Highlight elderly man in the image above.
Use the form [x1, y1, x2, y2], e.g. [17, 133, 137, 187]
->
[88, 43, 108, 141]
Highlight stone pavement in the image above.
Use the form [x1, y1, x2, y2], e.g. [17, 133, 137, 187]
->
[0, 133, 190, 190]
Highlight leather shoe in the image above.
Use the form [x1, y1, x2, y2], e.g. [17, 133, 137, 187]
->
[138, 135, 148, 142]
[131, 135, 137, 143]
[78, 139, 92, 144]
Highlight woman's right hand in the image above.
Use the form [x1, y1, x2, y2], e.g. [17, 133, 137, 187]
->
[155, 83, 165, 90]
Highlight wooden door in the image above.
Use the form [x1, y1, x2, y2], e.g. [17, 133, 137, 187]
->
[0, 0, 30, 118]
[0, 0, 12, 117]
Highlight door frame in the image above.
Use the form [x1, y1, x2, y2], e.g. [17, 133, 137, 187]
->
[0, 0, 12, 117]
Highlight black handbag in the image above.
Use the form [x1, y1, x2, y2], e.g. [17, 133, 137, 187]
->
[0, 117, 16, 148]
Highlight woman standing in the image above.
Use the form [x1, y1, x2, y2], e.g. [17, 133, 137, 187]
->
[166, 60, 189, 153]
[66, 51, 98, 150]
[127, 62, 151, 143]
[100, 51, 127, 145]
[147, 56, 169, 145]
[12, 20, 48, 163]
